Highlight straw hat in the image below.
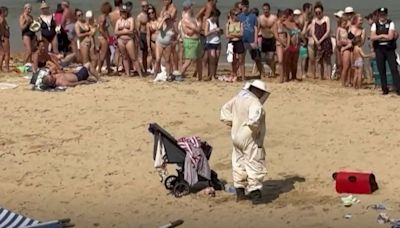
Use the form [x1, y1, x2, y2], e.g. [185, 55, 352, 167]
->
[40, 2, 49, 9]
[29, 20, 41, 33]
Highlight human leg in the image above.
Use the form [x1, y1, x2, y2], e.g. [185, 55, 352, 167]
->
[126, 39, 143, 77]
[117, 39, 130, 76]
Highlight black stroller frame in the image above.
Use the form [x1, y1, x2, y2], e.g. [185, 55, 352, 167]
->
[148, 123, 223, 197]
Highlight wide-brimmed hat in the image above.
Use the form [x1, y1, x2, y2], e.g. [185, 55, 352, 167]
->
[334, 10, 344, 18]
[344, 6, 354, 14]
[40, 2, 49, 9]
[29, 20, 41, 32]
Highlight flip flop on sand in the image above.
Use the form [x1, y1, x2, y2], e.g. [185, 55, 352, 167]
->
[341, 195, 360, 207]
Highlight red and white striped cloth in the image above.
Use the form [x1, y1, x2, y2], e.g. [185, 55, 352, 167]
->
[177, 136, 201, 165]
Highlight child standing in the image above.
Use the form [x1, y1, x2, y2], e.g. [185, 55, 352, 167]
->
[352, 36, 373, 89]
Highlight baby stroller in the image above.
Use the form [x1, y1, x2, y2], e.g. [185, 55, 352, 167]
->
[148, 123, 223, 197]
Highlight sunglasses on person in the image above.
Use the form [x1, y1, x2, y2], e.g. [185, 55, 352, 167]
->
[315, 10, 322, 15]
[76, 13, 82, 17]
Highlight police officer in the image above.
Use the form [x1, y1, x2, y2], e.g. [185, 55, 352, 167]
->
[370, 7, 400, 95]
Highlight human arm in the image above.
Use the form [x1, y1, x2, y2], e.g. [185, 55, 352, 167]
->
[245, 102, 264, 132]
[19, 14, 30, 31]
[32, 52, 39, 72]
[204, 20, 220, 37]
[359, 48, 374, 58]
[379, 22, 395, 41]
[146, 23, 152, 52]
[75, 23, 91, 38]
[220, 97, 236, 126]
[310, 19, 319, 44]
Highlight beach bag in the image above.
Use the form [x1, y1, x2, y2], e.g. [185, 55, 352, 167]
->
[333, 171, 378, 194]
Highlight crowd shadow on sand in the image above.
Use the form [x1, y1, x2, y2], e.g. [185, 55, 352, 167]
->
[259, 176, 306, 204]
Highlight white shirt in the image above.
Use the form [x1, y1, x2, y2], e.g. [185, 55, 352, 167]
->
[206, 19, 221, 44]
[371, 21, 395, 32]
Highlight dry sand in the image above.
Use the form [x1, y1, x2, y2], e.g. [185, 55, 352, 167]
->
[1, 71, 400, 228]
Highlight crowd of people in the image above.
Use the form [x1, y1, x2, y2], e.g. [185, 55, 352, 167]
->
[0, 0, 399, 94]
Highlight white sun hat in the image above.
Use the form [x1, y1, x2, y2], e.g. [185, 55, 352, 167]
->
[85, 10, 93, 18]
[334, 10, 344, 18]
[293, 9, 301, 15]
[344, 6, 354, 14]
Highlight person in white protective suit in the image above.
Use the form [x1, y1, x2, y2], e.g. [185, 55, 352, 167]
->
[220, 79, 270, 204]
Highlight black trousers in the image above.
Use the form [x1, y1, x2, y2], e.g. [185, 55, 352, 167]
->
[375, 46, 400, 92]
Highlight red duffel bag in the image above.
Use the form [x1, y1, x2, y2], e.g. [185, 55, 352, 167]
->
[332, 171, 379, 194]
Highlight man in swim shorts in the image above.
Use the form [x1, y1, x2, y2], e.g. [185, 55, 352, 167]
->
[177, 0, 203, 80]
[43, 63, 97, 87]
[137, 1, 149, 72]
[258, 3, 277, 77]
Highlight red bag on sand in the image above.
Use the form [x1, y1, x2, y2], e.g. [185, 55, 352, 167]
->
[332, 171, 378, 194]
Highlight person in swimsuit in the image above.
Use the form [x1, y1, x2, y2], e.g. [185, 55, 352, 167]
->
[334, 17, 348, 81]
[226, 9, 245, 82]
[160, 0, 178, 73]
[351, 36, 373, 89]
[283, 9, 301, 81]
[341, 14, 365, 87]
[61, 1, 77, 55]
[0, 6, 10, 72]
[39, 2, 58, 54]
[86, 11, 99, 70]
[115, 4, 143, 77]
[258, 3, 277, 77]
[311, 2, 332, 80]
[153, 11, 177, 79]
[137, 1, 150, 73]
[178, 1, 203, 81]
[43, 62, 98, 88]
[19, 3, 36, 63]
[274, 9, 289, 83]
[75, 9, 92, 65]
[32, 40, 63, 73]
[146, 6, 159, 73]
[97, 2, 113, 75]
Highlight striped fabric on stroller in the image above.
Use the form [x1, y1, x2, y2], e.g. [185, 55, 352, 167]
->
[0, 207, 73, 228]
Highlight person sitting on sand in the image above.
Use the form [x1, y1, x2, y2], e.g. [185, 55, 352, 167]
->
[32, 40, 62, 73]
[42, 62, 98, 87]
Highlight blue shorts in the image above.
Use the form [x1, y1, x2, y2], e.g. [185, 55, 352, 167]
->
[76, 67, 89, 81]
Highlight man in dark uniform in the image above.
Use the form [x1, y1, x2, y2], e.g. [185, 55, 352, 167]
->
[370, 7, 400, 95]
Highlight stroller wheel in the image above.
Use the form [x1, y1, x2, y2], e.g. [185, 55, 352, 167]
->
[173, 182, 190, 198]
[164, 175, 178, 190]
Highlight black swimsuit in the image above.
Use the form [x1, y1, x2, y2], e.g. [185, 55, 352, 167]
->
[40, 16, 57, 42]
[21, 19, 36, 38]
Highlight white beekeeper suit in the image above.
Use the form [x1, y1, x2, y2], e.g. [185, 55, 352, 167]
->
[220, 80, 269, 197]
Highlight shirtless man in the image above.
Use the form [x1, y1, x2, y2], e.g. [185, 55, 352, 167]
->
[137, 1, 149, 72]
[0, 6, 10, 72]
[43, 63, 97, 87]
[109, 0, 123, 71]
[61, 1, 75, 41]
[299, 3, 312, 31]
[258, 3, 277, 76]
[160, 0, 178, 72]
[178, 0, 203, 80]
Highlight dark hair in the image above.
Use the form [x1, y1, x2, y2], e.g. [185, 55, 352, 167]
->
[1, 6, 8, 14]
[283, 8, 293, 17]
[252, 8, 259, 16]
[37, 39, 45, 46]
[114, 0, 123, 7]
[263, 3, 270, 9]
[241, 0, 249, 7]
[277, 9, 283, 17]
[55, 3, 63, 13]
[303, 3, 312, 11]
[101, 2, 112, 14]
[125, 1, 132, 11]
[147, 7, 157, 18]
[314, 1, 323, 12]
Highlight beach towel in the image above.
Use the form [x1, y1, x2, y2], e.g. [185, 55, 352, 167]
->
[227, 43, 234, 63]
[177, 136, 211, 186]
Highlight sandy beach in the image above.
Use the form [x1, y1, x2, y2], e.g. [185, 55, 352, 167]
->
[1, 71, 400, 227]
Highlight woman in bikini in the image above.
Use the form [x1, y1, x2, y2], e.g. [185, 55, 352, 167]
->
[39, 2, 58, 54]
[274, 9, 289, 83]
[225, 9, 244, 82]
[86, 11, 99, 70]
[311, 2, 333, 80]
[75, 9, 92, 64]
[115, 5, 143, 77]
[283, 9, 301, 81]
[146, 6, 158, 73]
[19, 3, 36, 63]
[97, 2, 113, 75]
[0, 7, 10, 72]
[153, 11, 177, 79]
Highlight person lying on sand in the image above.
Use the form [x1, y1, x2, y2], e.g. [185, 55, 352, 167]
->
[42, 62, 98, 87]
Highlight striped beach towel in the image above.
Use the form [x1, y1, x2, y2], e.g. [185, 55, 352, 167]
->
[0, 207, 40, 228]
